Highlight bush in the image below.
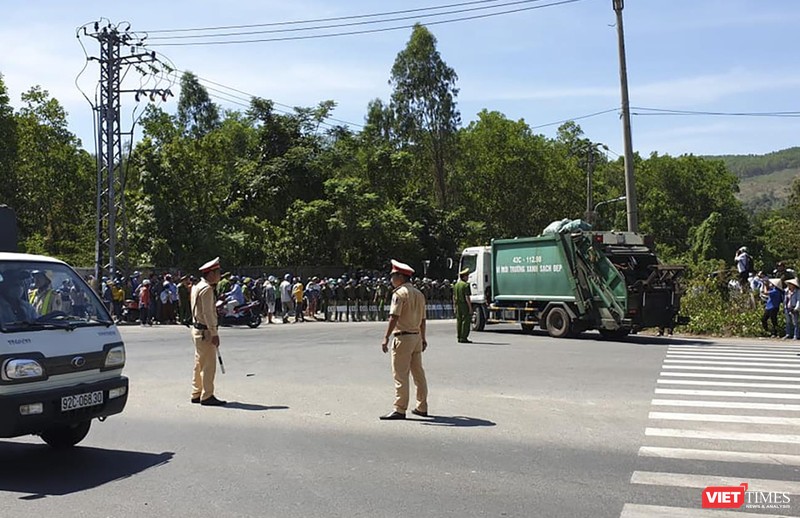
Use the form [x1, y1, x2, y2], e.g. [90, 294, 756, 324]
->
[679, 276, 783, 337]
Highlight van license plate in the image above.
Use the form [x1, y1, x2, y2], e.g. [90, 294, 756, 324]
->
[61, 391, 103, 412]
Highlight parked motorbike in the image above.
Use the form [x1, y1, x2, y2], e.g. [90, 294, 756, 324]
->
[216, 298, 262, 328]
[122, 299, 140, 324]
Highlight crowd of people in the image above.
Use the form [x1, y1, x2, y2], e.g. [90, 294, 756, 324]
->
[734, 247, 799, 339]
[95, 270, 460, 326]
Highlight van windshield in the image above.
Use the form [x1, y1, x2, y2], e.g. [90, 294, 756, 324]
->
[0, 261, 112, 332]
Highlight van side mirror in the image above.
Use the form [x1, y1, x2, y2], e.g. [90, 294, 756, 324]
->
[447, 258, 454, 270]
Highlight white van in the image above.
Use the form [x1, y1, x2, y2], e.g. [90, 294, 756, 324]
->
[0, 253, 128, 448]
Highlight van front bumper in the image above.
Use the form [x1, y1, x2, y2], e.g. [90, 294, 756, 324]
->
[0, 376, 128, 438]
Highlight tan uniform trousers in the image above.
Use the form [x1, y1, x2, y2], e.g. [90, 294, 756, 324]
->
[192, 331, 217, 400]
[391, 334, 428, 414]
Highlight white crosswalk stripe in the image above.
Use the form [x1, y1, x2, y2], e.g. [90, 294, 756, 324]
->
[621, 343, 800, 517]
[661, 372, 800, 382]
[652, 399, 800, 411]
[639, 446, 800, 466]
[655, 388, 800, 400]
[648, 412, 800, 426]
[621, 503, 793, 517]
[657, 379, 800, 389]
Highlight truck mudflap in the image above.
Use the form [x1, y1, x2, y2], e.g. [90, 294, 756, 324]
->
[0, 376, 128, 438]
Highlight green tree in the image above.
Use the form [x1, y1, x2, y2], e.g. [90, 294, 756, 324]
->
[14, 86, 95, 263]
[0, 73, 18, 210]
[389, 24, 460, 207]
[177, 72, 221, 138]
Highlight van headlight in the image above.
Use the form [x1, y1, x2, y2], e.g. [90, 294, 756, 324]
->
[3, 359, 45, 380]
[104, 345, 126, 368]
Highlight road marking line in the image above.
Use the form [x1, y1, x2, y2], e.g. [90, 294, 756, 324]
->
[620, 502, 792, 518]
[662, 365, 800, 374]
[660, 372, 800, 382]
[651, 399, 800, 411]
[668, 350, 800, 358]
[657, 379, 800, 390]
[645, 427, 800, 444]
[648, 411, 800, 426]
[655, 388, 800, 400]
[667, 354, 800, 362]
[631, 470, 800, 494]
[665, 359, 800, 368]
[638, 446, 800, 466]
[670, 346, 800, 353]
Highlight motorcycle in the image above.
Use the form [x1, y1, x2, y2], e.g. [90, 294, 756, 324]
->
[121, 299, 140, 324]
[216, 298, 262, 328]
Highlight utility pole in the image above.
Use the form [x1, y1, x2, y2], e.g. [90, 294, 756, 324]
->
[81, 21, 173, 285]
[612, 0, 638, 233]
[585, 146, 595, 224]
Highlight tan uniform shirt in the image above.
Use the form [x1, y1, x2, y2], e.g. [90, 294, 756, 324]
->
[389, 282, 426, 333]
[191, 279, 219, 337]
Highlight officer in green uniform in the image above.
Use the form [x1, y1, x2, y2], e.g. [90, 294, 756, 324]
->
[453, 268, 473, 343]
[216, 272, 232, 299]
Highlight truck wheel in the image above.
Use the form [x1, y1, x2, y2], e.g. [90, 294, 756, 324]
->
[545, 307, 571, 338]
[472, 306, 486, 331]
[599, 329, 630, 341]
[40, 420, 91, 449]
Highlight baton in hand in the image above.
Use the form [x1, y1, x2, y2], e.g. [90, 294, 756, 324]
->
[217, 348, 226, 374]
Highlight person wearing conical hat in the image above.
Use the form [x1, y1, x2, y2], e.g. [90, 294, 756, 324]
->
[453, 267, 473, 343]
[379, 259, 428, 421]
[783, 278, 799, 340]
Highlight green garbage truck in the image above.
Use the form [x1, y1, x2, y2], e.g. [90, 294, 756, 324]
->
[460, 230, 687, 339]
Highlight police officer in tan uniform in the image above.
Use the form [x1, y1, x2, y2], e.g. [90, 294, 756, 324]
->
[191, 257, 226, 406]
[379, 259, 428, 420]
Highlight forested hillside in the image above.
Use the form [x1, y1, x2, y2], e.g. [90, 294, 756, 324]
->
[707, 147, 800, 179]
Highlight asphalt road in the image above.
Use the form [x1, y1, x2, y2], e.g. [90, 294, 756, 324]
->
[2, 320, 800, 517]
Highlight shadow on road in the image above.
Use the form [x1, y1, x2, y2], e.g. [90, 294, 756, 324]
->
[0, 442, 173, 499]
[409, 415, 496, 427]
[478, 328, 710, 346]
[224, 402, 290, 411]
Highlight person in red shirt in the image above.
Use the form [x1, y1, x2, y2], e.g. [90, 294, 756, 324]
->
[138, 279, 152, 326]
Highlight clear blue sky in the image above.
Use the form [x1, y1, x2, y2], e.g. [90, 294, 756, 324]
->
[1, 0, 798, 157]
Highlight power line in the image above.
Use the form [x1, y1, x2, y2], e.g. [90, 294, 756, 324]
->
[146, 0, 557, 41]
[175, 70, 364, 128]
[531, 108, 619, 129]
[204, 88, 343, 130]
[149, 0, 584, 47]
[631, 106, 800, 118]
[142, 0, 514, 33]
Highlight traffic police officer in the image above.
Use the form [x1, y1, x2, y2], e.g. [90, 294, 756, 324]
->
[379, 259, 428, 420]
[454, 268, 473, 343]
[190, 257, 226, 406]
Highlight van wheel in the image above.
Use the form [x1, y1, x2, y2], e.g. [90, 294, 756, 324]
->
[545, 307, 571, 338]
[41, 420, 91, 449]
[472, 306, 486, 331]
